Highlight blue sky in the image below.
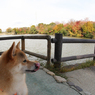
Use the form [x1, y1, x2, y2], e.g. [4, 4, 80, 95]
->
[0, 0, 95, 31]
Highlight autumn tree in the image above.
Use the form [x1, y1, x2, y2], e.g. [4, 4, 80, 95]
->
[82, 21, 94, 38]
[71, 21, 82, 37]
[6, 27, 12, 33]
[82, 21, 94, 33]
[53, 24, 64, 33]
[46, 22, 56, 35]
[36, 23, 56, 34]
[37, 23, 45, 34]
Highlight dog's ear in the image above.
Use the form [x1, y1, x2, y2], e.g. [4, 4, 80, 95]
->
[8, 42, 16, 59]
[16, 41, 20, 49]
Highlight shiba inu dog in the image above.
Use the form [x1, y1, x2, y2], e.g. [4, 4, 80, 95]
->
[0, 42, 40, 95]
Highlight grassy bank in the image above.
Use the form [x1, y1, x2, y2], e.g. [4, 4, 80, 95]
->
[45, 60, 95, 75]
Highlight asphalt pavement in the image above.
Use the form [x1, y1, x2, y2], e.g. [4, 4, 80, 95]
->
[26, 69, 80, 95]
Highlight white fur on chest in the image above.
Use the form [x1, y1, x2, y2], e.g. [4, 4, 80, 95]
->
[9, 64, 28, 95]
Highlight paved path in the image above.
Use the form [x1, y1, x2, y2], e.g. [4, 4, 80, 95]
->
[26, 69, 80, 95]
[64, 66, 95, 95]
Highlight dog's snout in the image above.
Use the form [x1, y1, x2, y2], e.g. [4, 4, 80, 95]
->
[26, 62, 40, 72]
[35, 63, 40, 68]
[35, 63, 40, 71]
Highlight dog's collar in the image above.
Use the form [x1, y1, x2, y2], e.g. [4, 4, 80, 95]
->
[0, 89, 17, 95]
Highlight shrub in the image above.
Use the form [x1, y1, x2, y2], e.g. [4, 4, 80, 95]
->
[60, 28, 69, 36]
[83, 31, 93, 39]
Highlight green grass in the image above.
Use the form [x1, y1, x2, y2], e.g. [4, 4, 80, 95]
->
[61, 60, 95, 73]
[45, 60, 95, 74]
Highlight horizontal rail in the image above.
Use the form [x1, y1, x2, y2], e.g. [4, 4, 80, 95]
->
[0, 35, 51, 40]
[62, 39, 95, 43]
[23, 35, 51, 40]
[51, 54, 95, 63]
[51, 38, 95, 43]
[0, 50, 47, 60]
[24, 50, 47, 60]
[0, 36, 22, 40]
[0, 35, 51, 66]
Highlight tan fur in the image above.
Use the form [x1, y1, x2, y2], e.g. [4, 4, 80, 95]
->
[0, 90, 8, 95]
[0, 42, 39, 95]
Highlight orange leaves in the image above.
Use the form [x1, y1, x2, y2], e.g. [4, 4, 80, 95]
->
[53, 24, 63, 32]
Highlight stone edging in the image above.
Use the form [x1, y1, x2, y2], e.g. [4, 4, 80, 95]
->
[40, 66, 91, 95]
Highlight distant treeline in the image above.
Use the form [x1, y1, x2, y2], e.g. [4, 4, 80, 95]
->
[4, 19, 95, 39]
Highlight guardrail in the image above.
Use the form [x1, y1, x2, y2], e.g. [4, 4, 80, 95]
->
[51, 33, 95, 68]
[0, 35, 51, 66]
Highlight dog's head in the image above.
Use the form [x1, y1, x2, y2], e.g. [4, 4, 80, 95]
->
[0, 42, 40, 74]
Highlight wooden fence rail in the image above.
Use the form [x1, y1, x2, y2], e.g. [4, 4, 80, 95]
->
[51, 33, 95, 68]
[0, 35, 51, 66]
[0, 34, 95, 68]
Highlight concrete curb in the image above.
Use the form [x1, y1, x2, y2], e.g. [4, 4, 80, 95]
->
[40, 66, 89, 95]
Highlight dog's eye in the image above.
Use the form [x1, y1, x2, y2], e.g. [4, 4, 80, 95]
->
[13, 54, 16, 56]
[23, 59, 26, 63]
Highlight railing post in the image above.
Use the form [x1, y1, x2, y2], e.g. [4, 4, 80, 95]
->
[21, 36, 25, 51]
[94, 45, 95, 60]
[54, 33, 63, 68]
[47, 36, 51, 67]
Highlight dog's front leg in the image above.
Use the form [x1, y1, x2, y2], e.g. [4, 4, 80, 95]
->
[22, 84, 28, 95]
[17, 90, 28, 95]
[16, 92, 28, 95]
[19, 83, 28, 95]
[16, 90, 28, 95]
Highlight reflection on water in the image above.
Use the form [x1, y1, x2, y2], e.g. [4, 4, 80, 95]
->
[0, 35, 94, 66]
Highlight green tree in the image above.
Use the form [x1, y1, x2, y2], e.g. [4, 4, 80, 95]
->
[60, 28, 69, 36]
[30, 25, 38, 34]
